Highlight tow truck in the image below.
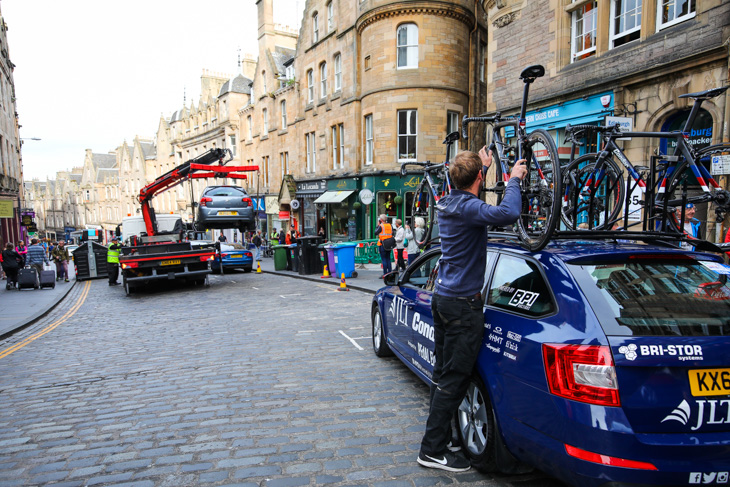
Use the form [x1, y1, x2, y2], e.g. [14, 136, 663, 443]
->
[119, 148, 258, 295]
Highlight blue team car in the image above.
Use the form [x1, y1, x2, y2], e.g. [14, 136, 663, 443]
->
[211, 242, 253, 273]
[371, 237, 730, 487]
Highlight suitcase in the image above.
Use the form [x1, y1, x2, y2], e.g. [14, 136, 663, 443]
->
[40, 270, 56, 289]
[17, 267, 38, 290]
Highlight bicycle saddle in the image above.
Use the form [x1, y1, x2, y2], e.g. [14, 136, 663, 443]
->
[443, 131, 460, 144]
[520, 65, 545, 81]
[678, 86, 729, 100]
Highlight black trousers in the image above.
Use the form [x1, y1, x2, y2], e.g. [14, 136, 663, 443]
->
[107, 262, 119, 284]
[420, 292, 484, 456]
[395, 248, 406, 270]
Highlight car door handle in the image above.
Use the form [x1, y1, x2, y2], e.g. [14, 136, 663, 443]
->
[405, 303, 415, 309]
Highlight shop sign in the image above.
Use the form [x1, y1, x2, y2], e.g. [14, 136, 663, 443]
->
[27, 223, 38, 232]
[711, 155, 730, 175]
[605, 116, 633, 140]
[296, 180, 326, 195]
[359, 189, 374, 205]
[0, 200, 13, 218]
[21, 214, 33, 226]
[328, 179, 358, 191]
[278, 211, 290, 220]
[265, 195, 280, 214]
[251, 197, 265, 211]
[514, 92, 614, 132]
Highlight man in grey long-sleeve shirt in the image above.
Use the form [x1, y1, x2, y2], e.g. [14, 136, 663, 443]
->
[26, 238, 49, 278]
[417, 148, 525, 472]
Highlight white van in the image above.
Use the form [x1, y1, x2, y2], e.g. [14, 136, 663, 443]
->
[121, 214, 184, 244]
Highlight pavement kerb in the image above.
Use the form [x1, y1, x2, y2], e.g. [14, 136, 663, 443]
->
[260, 269, 377, 294]
[0, 279, 77, 340]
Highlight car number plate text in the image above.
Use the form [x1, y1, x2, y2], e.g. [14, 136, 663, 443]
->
[161, 259, 181, 266]
[230, 254, 242, 258]
[218, 211, 237, 216]
[688, 368, 730, 396]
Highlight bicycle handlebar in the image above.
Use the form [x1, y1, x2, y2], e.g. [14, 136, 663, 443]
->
[399, 161, 444, 176]
[564, 123, 622, 144]
[461, 113, 502, 139]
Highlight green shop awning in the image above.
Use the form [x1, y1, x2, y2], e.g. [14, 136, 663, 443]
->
[313, 190, 355, 204]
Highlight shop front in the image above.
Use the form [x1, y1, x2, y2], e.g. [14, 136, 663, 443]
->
[315, 178, 358, 242]
[358, 172, 423, 239]
[293, 179, 326, 237]
[0, 197, 20, 248]
[265, 195, 282, 236]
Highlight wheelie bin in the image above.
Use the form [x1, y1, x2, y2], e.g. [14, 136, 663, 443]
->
[288, 244, 299, 272]
[297, 236, 324, 275]
[324, 244, 336, 275]
[272, 245, 288, 271]
[332, 242, 358, 278]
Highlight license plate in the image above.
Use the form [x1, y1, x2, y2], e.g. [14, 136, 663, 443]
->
[229, 254, 242, 259]
[161, 259, 181, 266]
[218, 211, 237, 216]
[688, 368, 730, 396]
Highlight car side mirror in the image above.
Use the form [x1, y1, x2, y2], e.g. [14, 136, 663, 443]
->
[383, 271, 399, 286]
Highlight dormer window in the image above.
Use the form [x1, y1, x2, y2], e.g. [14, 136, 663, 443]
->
[313, 13, 319, 42]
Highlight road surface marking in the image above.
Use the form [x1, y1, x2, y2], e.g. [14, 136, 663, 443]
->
[0, 280, 91, 360]
[339, 330, 364, 350]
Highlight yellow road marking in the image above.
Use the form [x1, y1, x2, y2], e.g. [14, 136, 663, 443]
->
[0, 280, 91, 360]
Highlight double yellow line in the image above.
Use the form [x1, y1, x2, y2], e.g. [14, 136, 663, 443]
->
[0, 280, 91, 360]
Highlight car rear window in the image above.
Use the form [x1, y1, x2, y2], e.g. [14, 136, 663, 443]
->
[206, 187, 247, 197]
[569, 256, 730, 336]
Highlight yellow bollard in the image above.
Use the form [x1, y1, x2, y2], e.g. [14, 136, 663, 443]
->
[321, 264, 331, 278]
[337, 272, 349, 292]
[256, 261, 262, 273]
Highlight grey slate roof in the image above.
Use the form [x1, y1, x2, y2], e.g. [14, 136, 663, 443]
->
[219, 73, 252, 96]
[139, 142, 156, 160]
[92, 153, 117, 169]
[96, 167, 118, 184]
[271, 46, 296, 74]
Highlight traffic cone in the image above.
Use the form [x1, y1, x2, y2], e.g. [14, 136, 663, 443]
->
[321, 264, 331, 278]
[337, 272, 349, 292]
[256, 262, 262, 273]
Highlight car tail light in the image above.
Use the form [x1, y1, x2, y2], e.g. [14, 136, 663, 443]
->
[200, 197, 212, 207]
[242, 197, 252, 207]
[244, 252, 252, 257]
[200, 255, 215, 261]
[543, 344, 620, 407]
[565, 444, 657, 470]
[121, 262, 139, 269]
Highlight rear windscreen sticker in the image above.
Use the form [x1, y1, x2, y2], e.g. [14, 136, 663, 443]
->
[617, 344, 703, 361]
[618, 344, 638, 361]
[699, 261, 730, 275]
[507, 289, 540, 310]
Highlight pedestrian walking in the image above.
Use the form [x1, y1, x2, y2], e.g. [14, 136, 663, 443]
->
[675, 203, 704, 250]
[1, 243, 23, 289]
[375, 214, 394, 277]
[394, 219, 407, 271]
[107, 236, 122, 286]
[405, 221, 420, 265]
[253, 231, 263, 261]
[51, 240, 71, 282]
[15, 241, 27, 267]
[26, 238, 49, 279]
[417, 148, 525, 472]
[218, 233, 227, 243]
[278, 228, 286, 245]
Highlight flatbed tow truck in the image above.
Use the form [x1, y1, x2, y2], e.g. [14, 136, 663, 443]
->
[119, 148, 258, 295]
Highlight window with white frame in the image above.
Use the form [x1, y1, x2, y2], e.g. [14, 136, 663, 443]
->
[334, 54, 342, 92]
[397, 24, 418, 69]
[398, 110, 417, 162]
[262, 71, 267, 94]
[281, 100, 287, 129]
[610, 0, 642, 48]
[365, 115, 374, 165]
[571, 2, 597, 62]
[313, 13, 319, 42]
[327, 2, 334, 32]
[306, 132, 316, 173]
[229, 135, 237, 156]
[657, 0, 695, 30]
[262, 155, 270, 187]
[247, 115, 252, 140]
[338, 123, 344, 169]
[307, 70, 314, 103]
[447, 111, 459, 161]
[479, 43, 486, 82]
[320, 62, 327, 98]
[281, 152, 289, 178]
[262, 108, 268, 136]
[286, 65, 295, 80]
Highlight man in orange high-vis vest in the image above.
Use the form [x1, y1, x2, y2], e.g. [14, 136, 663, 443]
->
[375, 214, 393, 277]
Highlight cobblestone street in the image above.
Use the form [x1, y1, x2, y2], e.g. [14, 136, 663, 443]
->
[0, 273, 565, 487]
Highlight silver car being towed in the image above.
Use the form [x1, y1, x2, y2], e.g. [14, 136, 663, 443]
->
[197, 185, 256, 232]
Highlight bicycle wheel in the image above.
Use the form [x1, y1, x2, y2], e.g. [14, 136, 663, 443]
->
[515, 129, 562, 251]
[411, 178, 435, 248]
[482, 149, 505, 208]
[696, 142, 730, 161]
[561, 154, 625, 230]
[659, 160, 720, 236]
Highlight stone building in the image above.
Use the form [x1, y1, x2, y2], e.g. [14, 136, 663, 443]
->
[482, 0, 730, 240]
[0, 10, 22, 249]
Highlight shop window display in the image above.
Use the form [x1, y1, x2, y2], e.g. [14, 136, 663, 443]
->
[328, 201, 350, 241]
[378, 191, 398, 219]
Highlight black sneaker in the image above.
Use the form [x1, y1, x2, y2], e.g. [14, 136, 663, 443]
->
[417, 451, 470, 472]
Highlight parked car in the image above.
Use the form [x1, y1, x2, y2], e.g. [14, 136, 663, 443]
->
[66, 244, 79, 260]
[197, 185, 256, 232]
[211, 242, 253, 273]
[371, 237, 730, 487]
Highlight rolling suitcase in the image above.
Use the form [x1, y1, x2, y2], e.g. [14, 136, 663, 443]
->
[17, 267, 38, 290]
[40, 269, 56, 289]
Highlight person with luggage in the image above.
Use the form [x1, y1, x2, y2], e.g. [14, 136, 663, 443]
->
[252, 231, 263, 261]
[26, 238, 49, 279]
[107, 236, 123, 286]
[15, 241, 27, 266]
[52, 240, 71, 282]
[1, 243, 23, 290]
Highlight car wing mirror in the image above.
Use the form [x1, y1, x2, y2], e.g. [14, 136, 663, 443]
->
[383, 271, 399, 286]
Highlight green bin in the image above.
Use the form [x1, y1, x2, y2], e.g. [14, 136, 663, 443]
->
[272, 245, 288, 271]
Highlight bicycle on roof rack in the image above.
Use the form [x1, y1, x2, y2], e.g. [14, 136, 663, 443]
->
[461, 64, 562, 251]
[560, 85, 730, 236]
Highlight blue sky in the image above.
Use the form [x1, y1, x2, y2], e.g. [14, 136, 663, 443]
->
[2, 0, 304, 180]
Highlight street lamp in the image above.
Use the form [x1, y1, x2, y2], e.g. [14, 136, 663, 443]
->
[20, 137, 41, 146]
